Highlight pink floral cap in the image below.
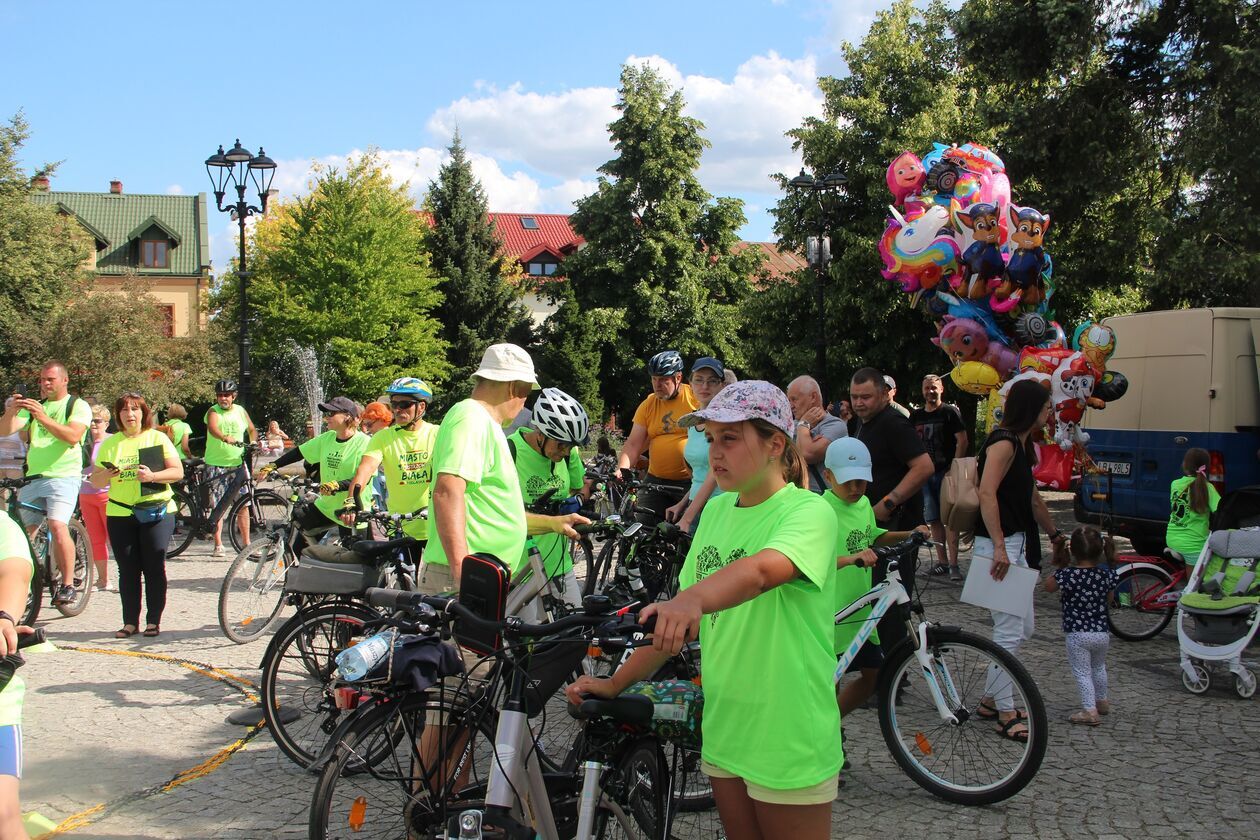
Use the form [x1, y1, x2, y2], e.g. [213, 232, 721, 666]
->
[680, 380, 794, 436]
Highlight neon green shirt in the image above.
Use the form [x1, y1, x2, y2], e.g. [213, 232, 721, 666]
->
[823, 492, 885, 654]
[1166, 476, 1220, 562]
[424, 400, 526, 572]
[300, 430, 372, 524]
[0, 512, 32, 727]
[203, 404, 252, 468]
[680, 484, 841, 788]
[365, 423, 439, 540]
[167, 419, 192, 448]
[96, 429, 180, 517]
[507, 429, 584, 577]
[17, 395, 92, 478]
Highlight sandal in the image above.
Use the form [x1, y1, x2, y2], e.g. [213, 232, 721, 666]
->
[977, 702, 1027, 721]
[995, 716, 1030, 742]
[143, 625, 161, 637]
[1069, 710, 1101, 726]
[115, 625, 137, 639]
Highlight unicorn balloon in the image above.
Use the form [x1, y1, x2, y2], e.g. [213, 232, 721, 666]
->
[879, 203, 962, 293]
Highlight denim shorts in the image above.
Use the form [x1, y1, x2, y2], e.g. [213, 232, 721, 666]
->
[922, 470, 945, 524]
[0, 725, 22, 778]
[17, 477, 79, 526]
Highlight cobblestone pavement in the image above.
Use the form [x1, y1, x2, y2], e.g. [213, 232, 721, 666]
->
[21, 493, 1260, 839]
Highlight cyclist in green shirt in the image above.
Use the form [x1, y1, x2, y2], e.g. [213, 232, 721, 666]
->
[203, 379, 257, 556]
[506, 388, 590, 608]
[162, 403, 193, 459]
[0, 361, 92, 605]
[568, 381, 841, 839]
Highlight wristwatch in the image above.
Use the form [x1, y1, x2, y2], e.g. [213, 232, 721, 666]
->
[882, 498, 897, 511]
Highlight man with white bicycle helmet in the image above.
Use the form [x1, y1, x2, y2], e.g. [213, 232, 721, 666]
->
[343, 377, 438, 543]
[615, 350, 698, 524]
[506, 388, 591, 607]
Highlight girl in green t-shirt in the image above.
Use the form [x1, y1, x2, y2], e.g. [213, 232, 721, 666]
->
[567, 381, 841, 840]
[1166, 447, 1220, 563]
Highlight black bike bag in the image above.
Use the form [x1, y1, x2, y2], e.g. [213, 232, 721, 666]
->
[455, 552, 510, 656]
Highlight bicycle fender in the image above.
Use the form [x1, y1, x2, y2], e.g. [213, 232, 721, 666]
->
[1113, 561, 1168, 579]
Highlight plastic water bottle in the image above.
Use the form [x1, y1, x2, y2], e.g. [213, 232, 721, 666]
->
[335, 632, 393, 681]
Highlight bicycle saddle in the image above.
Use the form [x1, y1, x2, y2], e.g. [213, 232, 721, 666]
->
[351, 536, 422, 560]
[183, 457, 206, 469]
[569, 693, 653, 726]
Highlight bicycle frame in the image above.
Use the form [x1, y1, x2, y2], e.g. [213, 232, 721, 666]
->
[833, 563, 963, 726]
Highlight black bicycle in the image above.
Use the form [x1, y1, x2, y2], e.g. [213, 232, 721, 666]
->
[0, 477, 93, 620]
[167, 444, 288, 557]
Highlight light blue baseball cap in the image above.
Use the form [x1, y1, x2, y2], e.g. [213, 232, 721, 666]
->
[824, 437, 873, 484]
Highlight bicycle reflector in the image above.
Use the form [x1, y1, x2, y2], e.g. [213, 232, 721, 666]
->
[349, 795, 367, 831]
[915, 732, 933, 756]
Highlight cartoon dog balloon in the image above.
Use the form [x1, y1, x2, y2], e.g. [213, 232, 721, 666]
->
[1051, 352, 1098, 449]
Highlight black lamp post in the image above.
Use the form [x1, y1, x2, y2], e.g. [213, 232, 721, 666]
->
[787, 168, 847, 401]
[205, 139, 276, 408]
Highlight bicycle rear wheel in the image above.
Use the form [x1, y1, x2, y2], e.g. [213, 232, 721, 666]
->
[877, 627, 1047, 805]
[166, 489, 195, 558]
[36, 519, 93, 617]
[309, 691, 497, 840]
[260, 601, 379, 767]
[596, 738, 665, 840]
[228, 489, 288, 552]
[1107, 565, 1176, 641]
[218, 536, 290, 644]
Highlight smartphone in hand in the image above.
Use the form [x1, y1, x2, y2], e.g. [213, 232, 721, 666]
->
[100, 461, 118, 472]
[12, 385, 26, 399]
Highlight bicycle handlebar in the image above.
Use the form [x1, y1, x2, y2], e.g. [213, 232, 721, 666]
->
[0, 478, 31, 490]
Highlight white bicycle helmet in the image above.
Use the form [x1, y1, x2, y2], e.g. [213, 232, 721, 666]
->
[532, 388, 589, 446]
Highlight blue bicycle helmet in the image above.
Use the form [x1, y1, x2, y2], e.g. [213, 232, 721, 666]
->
[648, 350, 684, 377]
[386, 377, 433, 400]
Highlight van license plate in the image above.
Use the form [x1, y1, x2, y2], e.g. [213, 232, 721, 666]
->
[1095, 460, 1131, 476]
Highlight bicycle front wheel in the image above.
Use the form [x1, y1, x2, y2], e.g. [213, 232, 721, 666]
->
[37, 519, 94, 617]
[228, 489, 288, 551]
[596, 738, 666, 840]
[583, 537, 619, 597]
[878, 627, 1047, 805]
[218, 536, 290, 644]
[1108, 565, 1176, 641]
[166, 489, 195, 558]
[309, 691, 497, 840]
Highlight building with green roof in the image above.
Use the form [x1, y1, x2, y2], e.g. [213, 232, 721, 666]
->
[29, 177, 211, 336]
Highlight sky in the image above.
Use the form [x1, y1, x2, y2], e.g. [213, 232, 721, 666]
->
[1, 0, 906, 272]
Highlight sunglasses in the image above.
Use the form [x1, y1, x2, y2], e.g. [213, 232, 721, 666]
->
[390, 400, 419, 410]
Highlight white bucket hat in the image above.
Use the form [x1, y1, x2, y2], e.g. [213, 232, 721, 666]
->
[472, 343, 539, 389]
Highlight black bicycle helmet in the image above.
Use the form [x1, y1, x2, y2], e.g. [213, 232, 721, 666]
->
[214, 379, 238, 394]
[648, 350, 684, 377]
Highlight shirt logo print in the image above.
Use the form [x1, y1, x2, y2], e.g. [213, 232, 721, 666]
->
[526, 474, 562, 499]
[846, 528, 870, 555]
[660, 410, 676, 434]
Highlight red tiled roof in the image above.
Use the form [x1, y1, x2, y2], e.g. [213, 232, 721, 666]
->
[734, 241, 808, 282]
[488, 213, 583, 261]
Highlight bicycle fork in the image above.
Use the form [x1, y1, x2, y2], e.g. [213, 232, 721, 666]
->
[908, 622, 962, 725]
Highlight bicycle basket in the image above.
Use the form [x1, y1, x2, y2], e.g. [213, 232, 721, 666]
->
[521, 629, 589, 717]
[621, 680, 704, 750]
[284, 556, 378, 595]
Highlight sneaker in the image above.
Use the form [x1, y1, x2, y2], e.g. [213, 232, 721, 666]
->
[928, 563, 949, 576]
[53, 584, 75, 605]
[949, 566, 963, 581]
[211, 546, 226, 558]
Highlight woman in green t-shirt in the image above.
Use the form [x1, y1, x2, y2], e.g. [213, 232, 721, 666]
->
[90, 393, 184, 638]
[1166, 447, 1220, 563]
[567, 381, 841, 840]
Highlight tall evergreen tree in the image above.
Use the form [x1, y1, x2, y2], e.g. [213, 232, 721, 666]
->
[564, 63, 759, 424]
[424, 132, 533, 412]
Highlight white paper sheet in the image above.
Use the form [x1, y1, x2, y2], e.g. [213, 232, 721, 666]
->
[960, 555, 1039, 619]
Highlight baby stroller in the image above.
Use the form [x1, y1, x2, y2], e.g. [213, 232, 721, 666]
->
[1175, 489, 1260, 697]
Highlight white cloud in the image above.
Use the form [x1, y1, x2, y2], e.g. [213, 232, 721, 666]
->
[165, 184, 184, 195]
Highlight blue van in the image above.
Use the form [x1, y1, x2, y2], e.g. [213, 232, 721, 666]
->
[1074, 308, 1260, 554]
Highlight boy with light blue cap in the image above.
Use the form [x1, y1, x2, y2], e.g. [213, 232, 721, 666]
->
[822, 437, 929, 723]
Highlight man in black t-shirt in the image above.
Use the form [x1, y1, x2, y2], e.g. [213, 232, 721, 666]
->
[852, 367, 934, 660]
[910, 374, 969, 580]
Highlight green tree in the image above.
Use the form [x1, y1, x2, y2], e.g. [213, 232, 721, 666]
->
[564, 63, 760, 424]
[533, 288, 614, 423]
[218, 151, 448, 431]
[424, 132, 533, 412]
[0, 112, 93, 378]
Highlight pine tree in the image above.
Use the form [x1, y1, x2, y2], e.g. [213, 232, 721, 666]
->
[425, 132, 533, 412]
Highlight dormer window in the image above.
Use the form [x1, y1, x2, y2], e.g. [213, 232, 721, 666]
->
[142, 240, 169, 268]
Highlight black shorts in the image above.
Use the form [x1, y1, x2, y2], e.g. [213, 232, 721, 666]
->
[839, 640, 884, 674]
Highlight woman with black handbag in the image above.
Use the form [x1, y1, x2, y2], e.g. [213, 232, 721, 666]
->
[89, 393, 183, 638]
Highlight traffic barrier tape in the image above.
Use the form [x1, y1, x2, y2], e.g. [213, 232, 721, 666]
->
[32, 644, 265, 838]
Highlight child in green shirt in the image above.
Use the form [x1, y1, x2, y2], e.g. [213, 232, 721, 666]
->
[823, 437, 929, 716]
[1166, 447, 1220, 564]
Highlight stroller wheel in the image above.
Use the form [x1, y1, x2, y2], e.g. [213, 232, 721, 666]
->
[1234, 669, 1256, 699]
[1182, 663, 1211, 695]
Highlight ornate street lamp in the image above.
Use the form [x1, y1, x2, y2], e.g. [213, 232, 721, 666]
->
[205, 140, 277, 407]
[787, 168, 847, 400]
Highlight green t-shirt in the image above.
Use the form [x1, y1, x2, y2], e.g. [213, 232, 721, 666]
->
[203, 404, 252, 467]
[823, 492, 886, 654]
[300, 430, 373, 524]
[18, 395, 92, 478]
[0, 512, 33, 727]
[507, 429, 585, 577]
[96, 429, 180, 517]
[167, 419, 192, 448]
[364, 422, 439, 540]
[680, 484, 842, 788]
[424, 400, 526, 573]
[1166, 475, 1221, 561]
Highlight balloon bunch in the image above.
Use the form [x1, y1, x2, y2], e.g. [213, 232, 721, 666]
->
[879, 142, 1129, 488]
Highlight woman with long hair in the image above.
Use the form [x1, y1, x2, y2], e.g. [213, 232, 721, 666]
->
[974, 379, 1065, 741]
